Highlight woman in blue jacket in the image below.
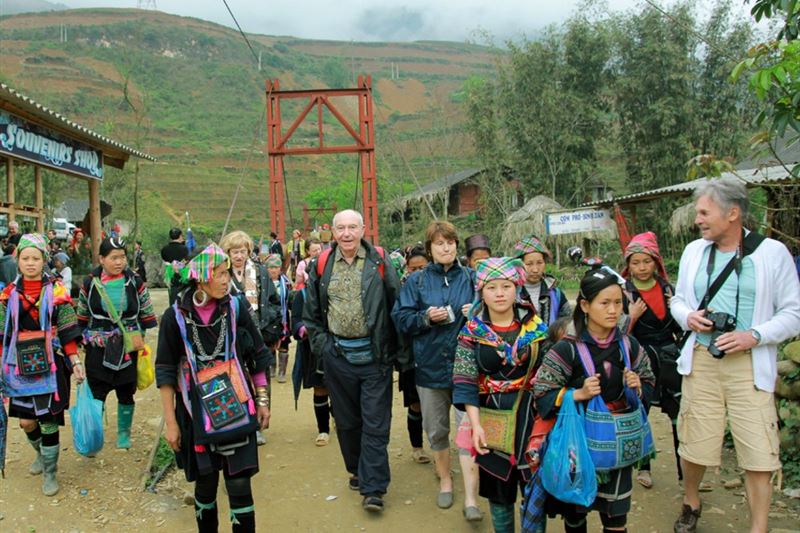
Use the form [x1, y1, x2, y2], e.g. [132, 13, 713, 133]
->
[392, 221, 481, 521]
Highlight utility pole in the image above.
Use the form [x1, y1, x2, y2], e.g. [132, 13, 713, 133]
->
[258, 50, 262, 72]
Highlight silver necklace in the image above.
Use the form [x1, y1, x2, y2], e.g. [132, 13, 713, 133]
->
[186, 314, 227, 362]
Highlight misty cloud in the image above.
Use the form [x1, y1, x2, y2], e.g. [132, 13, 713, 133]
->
[356, 6, 427, 41]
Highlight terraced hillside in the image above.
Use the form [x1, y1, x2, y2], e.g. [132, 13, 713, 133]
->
[0, 8, 498, 239]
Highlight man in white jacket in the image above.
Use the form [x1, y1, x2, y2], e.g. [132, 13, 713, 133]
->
[670, 177, 800, 533]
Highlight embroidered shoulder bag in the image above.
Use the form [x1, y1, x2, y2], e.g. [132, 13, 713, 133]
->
[574, 337, 654, 472]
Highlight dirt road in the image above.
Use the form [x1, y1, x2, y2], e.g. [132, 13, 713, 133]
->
[1, 289, 798, 532]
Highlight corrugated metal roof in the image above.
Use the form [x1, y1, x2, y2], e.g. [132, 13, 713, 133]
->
[581, 165, 796, 208]
[0, 83, 156, 163]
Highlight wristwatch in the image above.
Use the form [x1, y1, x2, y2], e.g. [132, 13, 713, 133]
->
[750, 329, 761, 345]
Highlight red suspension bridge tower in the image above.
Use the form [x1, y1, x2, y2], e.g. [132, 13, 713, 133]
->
[266, 75, 379, 243]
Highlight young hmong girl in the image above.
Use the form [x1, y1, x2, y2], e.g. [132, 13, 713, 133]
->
[0, 234, 83, 496]
[534, 266, 655, 533]
[76, 237, 157, 450]
[452, 257, 548, 532]
[621, 232, 683, 488]
[156, 244, 271, 532]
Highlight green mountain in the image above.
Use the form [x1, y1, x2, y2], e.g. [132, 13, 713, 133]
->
[0, 8, 496, 241]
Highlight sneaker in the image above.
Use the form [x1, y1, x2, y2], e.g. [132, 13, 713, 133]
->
[673, 503, 702, 533]
[315, 433, 330, 447]
[463, 506, 483, 522]
[348, 476, 359, 491]
[362, 495, 384, 512]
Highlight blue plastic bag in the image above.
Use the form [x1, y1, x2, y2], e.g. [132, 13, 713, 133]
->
[70, 382, 104, 457]
[541, 389, 597, 507]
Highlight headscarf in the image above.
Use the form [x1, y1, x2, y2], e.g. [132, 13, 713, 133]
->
[265, 254, 282, 269]
[474, 256, 527, 292]
[513, 235, 552, 261]
[185, 243, 230, 283]
[621, 231, 669, 282]
[14, 233, 49, 260]
[53, 252, 70, 266]
[389, 250, 406, 280]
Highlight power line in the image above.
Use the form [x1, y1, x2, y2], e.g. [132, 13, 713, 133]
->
[638, 0, 742, 65]
[220, 0, 260, 66]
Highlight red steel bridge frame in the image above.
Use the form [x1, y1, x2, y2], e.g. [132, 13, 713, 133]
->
[266, 75, 379, 243]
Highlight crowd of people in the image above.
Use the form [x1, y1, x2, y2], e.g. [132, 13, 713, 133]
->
[1, 176, 799, 533]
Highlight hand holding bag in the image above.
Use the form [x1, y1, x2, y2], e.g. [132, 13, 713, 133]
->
[70, 382, 104, 457]
[540, 389, 597, 507]
[575, 338, 655, 472]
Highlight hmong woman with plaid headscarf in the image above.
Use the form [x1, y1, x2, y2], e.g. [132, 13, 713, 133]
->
[156, 243, 271, 532]
[621, 232, 684, 488]
[533, 265, 655, 533]
[0, 234, 83, 497]
[452, 256, 548, 532]
[76, 237, 157, 450]
[513, 235, 571, 327]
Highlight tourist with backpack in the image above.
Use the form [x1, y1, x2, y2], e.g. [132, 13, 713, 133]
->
[391, 221, 482, 521]
[303, 209, 401, 513]
[156, 243, 271, 532]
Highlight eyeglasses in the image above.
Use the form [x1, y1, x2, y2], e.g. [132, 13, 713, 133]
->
[334, 224, 363, 232]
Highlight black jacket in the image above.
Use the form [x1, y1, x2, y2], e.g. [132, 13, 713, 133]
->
[303, 240, 401, 365]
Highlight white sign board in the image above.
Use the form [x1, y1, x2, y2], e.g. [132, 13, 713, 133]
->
[545, 209, 614, 236]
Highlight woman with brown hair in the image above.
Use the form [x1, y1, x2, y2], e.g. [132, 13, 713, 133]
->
[392, 220, 481, 519]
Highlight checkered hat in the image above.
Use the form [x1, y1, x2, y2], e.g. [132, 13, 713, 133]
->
[265, 254, 282, 268]
[186, 243, 230, 283]
[474, 256, 527, 291]
[15, 233, 49, 260]
[513, 235, 552, 261]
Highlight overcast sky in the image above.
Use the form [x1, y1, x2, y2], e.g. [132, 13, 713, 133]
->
[61, 0, 751, 42]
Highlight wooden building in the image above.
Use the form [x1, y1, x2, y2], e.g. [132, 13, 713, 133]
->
[0, 83, 154, 262]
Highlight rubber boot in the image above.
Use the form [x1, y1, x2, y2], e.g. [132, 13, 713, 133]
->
[489, 503, 514, 533]
[277, 350, 289, 383]
[117, 404, 135, 449]
[230, 506, 256, 533]
[195, 500, 218, 533]
[41, 444, 60, 496]
[28, 437, 43, 475]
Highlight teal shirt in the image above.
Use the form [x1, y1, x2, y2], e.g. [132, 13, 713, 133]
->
[102, 276, 127, 318]
[693, 246, 756, 346]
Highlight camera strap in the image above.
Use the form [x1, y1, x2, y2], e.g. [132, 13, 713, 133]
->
[677, 229, 765, 348]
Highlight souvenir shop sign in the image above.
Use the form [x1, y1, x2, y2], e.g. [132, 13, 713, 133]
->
[0, 110, 103, 180]
[545, 208, 614, 236]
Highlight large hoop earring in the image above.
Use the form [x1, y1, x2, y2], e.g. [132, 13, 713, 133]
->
[193, 289, 209, 307]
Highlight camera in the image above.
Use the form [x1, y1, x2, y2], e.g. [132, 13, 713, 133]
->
[706, 310, 737, 359]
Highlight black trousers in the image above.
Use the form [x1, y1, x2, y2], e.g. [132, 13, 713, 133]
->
[323, 351, 393, 497]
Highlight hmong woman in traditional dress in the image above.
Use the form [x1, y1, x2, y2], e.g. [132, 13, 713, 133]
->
[264, 253, 292, 382]
[452, 257, 548, 532]
[620, 232, 683, 488]
[76, 237, 157, 449]
[513, 236, 571, 328]
[0, 234, 84, 496]
[534, 266, 655, 533]
[156, 244, 271, 532]
[220, 230, 280, 447]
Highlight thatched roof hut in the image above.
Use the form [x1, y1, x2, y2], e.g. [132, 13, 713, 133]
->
[670, 202, 696, 235]
[500, 195, 618, 254]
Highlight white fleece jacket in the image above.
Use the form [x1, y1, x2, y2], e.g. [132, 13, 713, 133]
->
[670, 235, 800, 392]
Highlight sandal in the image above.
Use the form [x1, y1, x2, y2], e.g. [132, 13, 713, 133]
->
[637, 470, 653, 489]
[315, 432, 330, 447]
[412, 449, 431, 464]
